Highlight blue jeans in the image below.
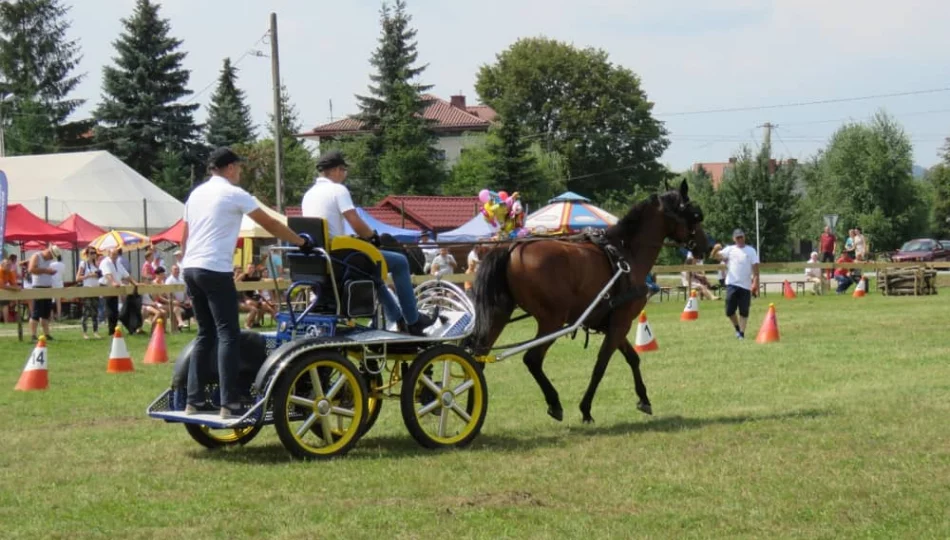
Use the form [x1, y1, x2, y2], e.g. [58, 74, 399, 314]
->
[380, 249, 419, 325]
[184, 268, 241, 406]
[835, 275, 853, 294]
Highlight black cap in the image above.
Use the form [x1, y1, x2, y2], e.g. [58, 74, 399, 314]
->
[317, 150, 348, 171]
[208, 147, 243, 169]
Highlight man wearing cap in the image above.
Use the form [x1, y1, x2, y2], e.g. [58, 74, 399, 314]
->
[301, 150, 437, 336]
[27, 244, 62, 341]
[710, 229, 760, 340]
[181, 147, 314, 419]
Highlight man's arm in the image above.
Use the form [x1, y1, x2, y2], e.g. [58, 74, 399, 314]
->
[180, 221, 189, 259]
[710, 244, 725, 262]
[247, 209, 306, 246]
[752, 263, 760, 292]
[342, 209, 375, 239]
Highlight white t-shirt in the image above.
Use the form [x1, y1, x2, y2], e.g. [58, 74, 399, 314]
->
[467, 249, 479, 270]
[99, 257, 130, 286]
[182, 176, 259, 273]
[854, 234, 867, 257]
[431, 254, 456, 277]
[50, 260, 65, 288]
[301, 177, 355, 240]
[165, 274, 186, 302]
[78, 260, 100, 288]
[719, 245, 760, 290]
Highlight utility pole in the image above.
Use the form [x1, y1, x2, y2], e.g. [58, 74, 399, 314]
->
[270, 12, 284, 213]
[758, 122, 776, 151]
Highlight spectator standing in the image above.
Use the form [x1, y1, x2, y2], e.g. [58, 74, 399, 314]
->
[99, 247, 136, 335]
[819, 226, 837, 280]
[49, 254, 66, 321]
[0, 255, 21, 322]
[419, 232, 440, 274]
[141, 249, 157, 282]
[710, 229, 760, 340]
[464, 245, 483, 297]
[844, 229, 856, 259]
[430, 247, 457, 279]
[77, 247, 103, 339]
[28, 244, 61, 341]
[853, 227, 867, 261]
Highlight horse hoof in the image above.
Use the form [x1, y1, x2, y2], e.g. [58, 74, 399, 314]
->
[548, 407, 564, 422]
[582, 415, 595, 424]
[637, 402, 653, 415]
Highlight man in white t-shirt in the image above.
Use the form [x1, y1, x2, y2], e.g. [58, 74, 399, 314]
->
[49, 254, 66, 320]
[430, 247, 457, 278]
[99, 247, 136, 336]
[181, 147, 312, 419]
[301, 150, 437, 336]
[710, 229, 760, 340]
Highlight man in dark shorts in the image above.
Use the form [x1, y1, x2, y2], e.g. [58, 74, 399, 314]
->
[710, 229, 760, 340]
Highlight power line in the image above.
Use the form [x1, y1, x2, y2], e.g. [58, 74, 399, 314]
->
[655, 87, 950, 117]
[184, 31, 271, 105]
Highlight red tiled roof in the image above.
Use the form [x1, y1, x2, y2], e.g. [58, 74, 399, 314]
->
[299, 95, 495, 137]
[285, 206, 302, 217]
[376, 195, 480, 231]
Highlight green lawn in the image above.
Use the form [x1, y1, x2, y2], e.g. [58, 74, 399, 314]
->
[1, 292, 948, 539]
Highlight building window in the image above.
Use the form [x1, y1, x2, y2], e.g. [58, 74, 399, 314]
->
[436, 149, 446, 161]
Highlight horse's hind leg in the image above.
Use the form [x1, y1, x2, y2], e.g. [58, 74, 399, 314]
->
[523, 320, 564, 421]
[619, 338, 652, 415]
[578, 327, 624, 424]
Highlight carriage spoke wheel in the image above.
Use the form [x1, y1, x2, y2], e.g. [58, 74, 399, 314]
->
[273, 353, 367, 460]
[400, 345, 488, 449]
[185, 422, 262, 449]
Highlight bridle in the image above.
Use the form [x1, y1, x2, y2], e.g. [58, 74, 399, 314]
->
[661, 195, 704, 252]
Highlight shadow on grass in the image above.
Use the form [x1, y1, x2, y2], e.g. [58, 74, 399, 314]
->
[188, 408, 830, 464]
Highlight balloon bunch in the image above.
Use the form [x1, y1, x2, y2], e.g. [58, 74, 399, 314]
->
[478, 189, 528, 240]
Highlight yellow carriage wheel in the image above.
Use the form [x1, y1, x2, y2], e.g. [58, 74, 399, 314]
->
[272, 352, 367, 460]
[400, 345, 488, 449]
[185, 422, 262, 449]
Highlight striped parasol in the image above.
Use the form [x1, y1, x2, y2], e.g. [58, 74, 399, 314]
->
[88, 230, 152, 253]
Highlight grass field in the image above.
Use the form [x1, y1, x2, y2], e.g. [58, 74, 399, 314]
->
[1, 292, 948, 539]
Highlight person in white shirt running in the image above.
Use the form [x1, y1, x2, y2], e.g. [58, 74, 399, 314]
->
[181, 147, 313, 419]
[301, 150, 437, 336]
[710, 228, 760, 339]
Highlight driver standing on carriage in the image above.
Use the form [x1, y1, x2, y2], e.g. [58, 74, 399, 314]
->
[301, 150, 437, 336]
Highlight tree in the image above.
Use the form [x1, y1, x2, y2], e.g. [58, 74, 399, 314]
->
[205, 58, 254, 148]
[355, 0, 444, 194]
[704, 145, 799, 261]
[476, 37, 669, 199]
[926, 164, 950, 239]
[808, 112, 928, 251]
[0, 0, 84, 154]
[93, 0, 200, 200]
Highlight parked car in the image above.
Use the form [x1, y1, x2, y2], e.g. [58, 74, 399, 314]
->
[890, 238, 950, 262]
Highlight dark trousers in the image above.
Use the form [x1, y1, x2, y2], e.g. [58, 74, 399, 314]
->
[184, 268, 241, 407]
[104, 296, 120, 336]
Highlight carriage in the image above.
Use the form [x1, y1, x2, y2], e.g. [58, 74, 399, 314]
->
[146, 217, 488, 459]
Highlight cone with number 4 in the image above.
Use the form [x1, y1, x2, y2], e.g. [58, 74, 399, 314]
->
[107, 327, 134, 373]
[15, 336, 49, 391]
[680, 290, 699, 321]
[633, 311, 659, 353]
[756, 303, 780, 344]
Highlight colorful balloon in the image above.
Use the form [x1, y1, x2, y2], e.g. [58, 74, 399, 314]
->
[478, 189, 491, 203]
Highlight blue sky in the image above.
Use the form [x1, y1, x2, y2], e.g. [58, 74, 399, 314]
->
[69, 0, 950, 172]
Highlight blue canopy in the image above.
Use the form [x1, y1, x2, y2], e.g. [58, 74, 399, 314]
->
[548, 191, 591, 203]
[343, 208, 421, 243]
[436, 214, 497, 242]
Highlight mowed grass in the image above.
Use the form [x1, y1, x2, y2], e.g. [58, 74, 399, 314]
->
[1, 292, 949, 539]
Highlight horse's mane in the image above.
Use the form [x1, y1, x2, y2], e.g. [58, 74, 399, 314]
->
[606, 190, 682, 240]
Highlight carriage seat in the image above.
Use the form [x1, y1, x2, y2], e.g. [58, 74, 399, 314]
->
[285, 217, 389, 319]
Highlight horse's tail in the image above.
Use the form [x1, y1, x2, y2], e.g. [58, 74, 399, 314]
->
[471, 247, 514, 354]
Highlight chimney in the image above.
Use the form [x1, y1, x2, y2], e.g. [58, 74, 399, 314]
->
[728, 157, 737, 164]
[450, 95, 466, 110]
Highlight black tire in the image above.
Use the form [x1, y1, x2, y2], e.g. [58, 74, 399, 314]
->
[272, 352, 368, 460]
[184, 422, 263, 450]
[400, 345, 488, 450]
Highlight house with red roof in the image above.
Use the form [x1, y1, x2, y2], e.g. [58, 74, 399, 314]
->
[693, 157, 797, 189]
[286, 194, 480, 233]
[297, 94, 496, 166]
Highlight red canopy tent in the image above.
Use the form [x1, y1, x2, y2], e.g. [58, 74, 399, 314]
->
[4, 204, 77, 247]
[23, 213, 106, 250]
[150, 218, 185, 245]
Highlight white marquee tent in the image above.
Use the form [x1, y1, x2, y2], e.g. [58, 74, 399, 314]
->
[1, 150, 184, 231]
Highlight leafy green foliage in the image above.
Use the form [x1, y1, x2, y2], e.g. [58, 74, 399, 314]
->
[926, 164, 950, 239]
[233, 138, 315, 208]
[205, 58, 254, 148]
[353, 0, 444, 194]
[0, 0, 84, 154]
[93, 0, 200, 199]
[476, 37, 669, 199]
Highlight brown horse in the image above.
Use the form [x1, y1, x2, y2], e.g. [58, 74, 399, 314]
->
[471, 180, 707, 423]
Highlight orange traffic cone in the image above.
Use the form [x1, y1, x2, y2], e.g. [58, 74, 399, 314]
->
[633, 311, 659, 353]
[680, 290, 699, 321]
[783, 280, 797, 299]
[143, 318, 169, 364]
[755, 303, 780, 344]
[15, 336, 49, 391]
[107, 327, 134, 373]
[852, 276, 867, 298]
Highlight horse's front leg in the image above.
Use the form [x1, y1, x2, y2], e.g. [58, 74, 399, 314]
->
[578, 329, 624, 424]
[619, 338, 652, 415]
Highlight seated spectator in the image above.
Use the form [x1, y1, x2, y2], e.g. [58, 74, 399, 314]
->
[141, 266, 168, 329]
[645, 272, 660, 299]
[236, 263, 264, 329]
[430, 247, 457, 279]
[681, 255, 720, 300]
[804, 251, 826, 295]
[464, 245, 486, 297]
[0, 255, 21, 323]
[834, 252, 855, 294]
[165, 264, 193, 330]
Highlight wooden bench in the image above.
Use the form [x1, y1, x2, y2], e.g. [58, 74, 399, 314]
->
[758, 281, 807, 296]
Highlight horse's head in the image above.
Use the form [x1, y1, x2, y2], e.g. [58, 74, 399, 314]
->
[660, 179, 708, 258]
